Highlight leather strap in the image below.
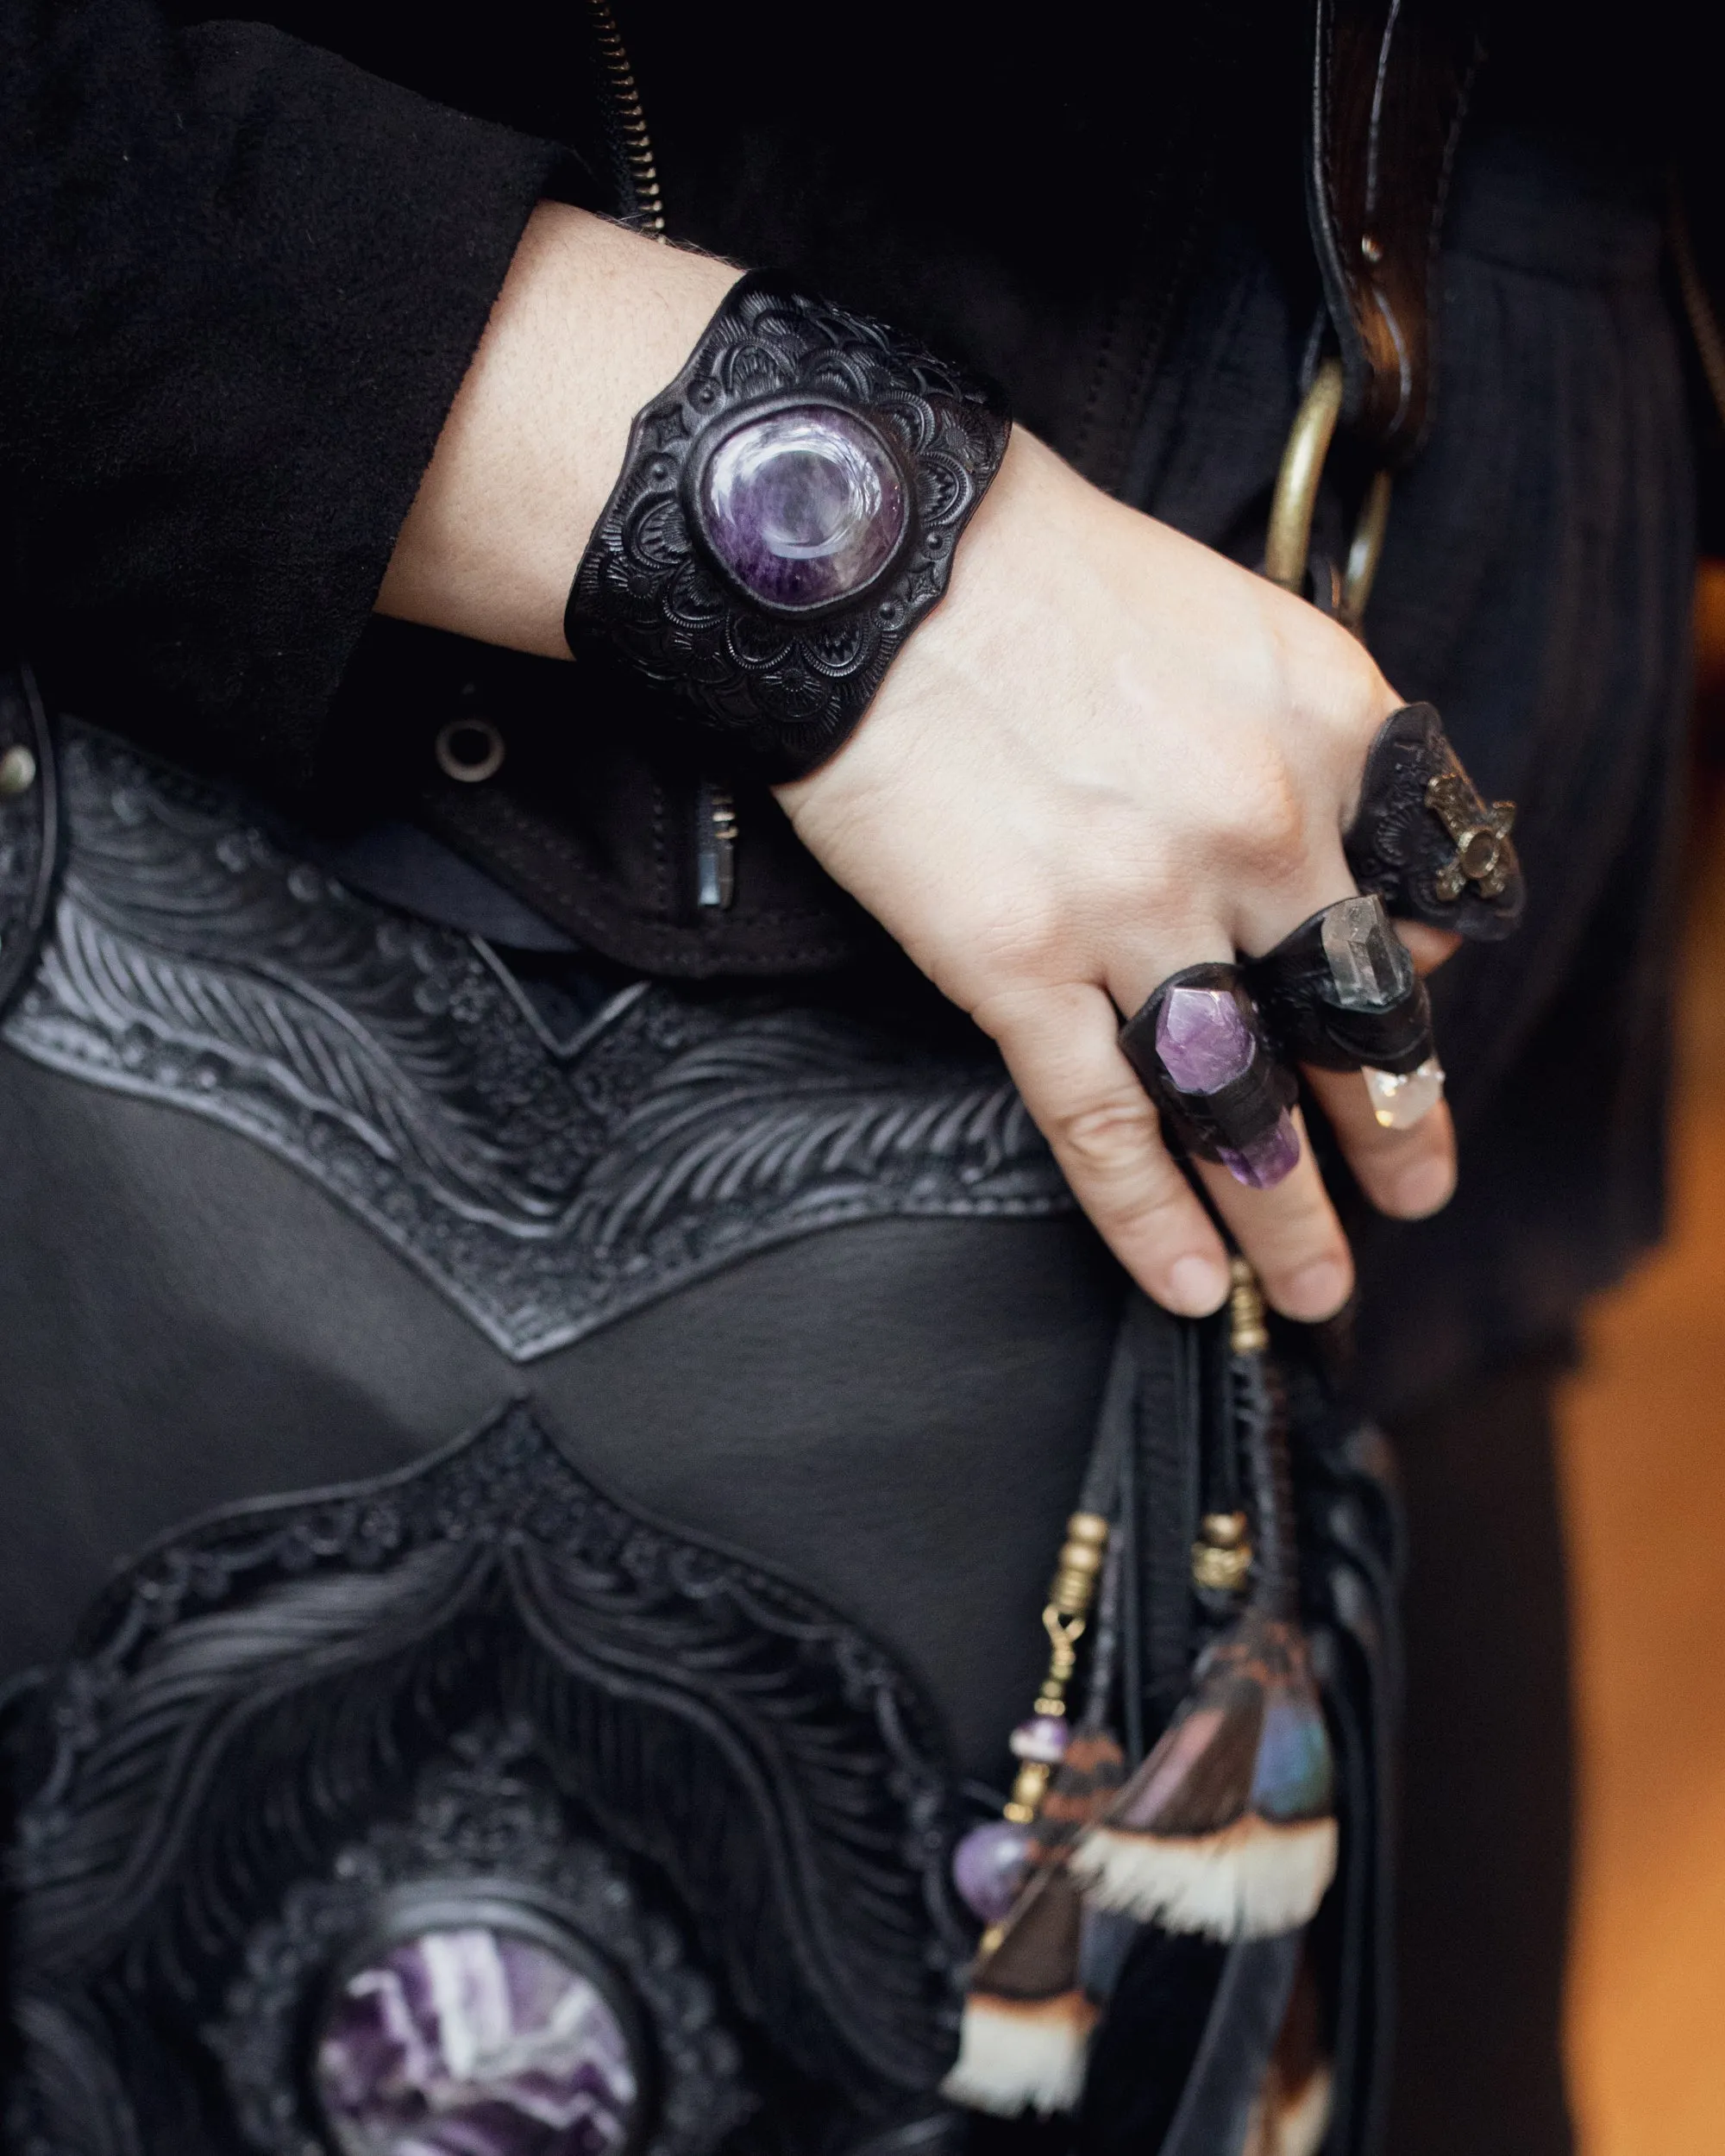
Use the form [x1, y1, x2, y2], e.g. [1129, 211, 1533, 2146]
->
[1307, 0, 1483, 465]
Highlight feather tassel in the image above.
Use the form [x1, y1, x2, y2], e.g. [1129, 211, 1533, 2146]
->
[941, 1862, 1099, 2115]
[944, 1362, 1136, 2118]
[1072, 1260, 1338, 1942]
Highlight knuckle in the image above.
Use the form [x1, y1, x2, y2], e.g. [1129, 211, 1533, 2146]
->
[1057, 1093, 1161, 1177]
[1208, 750, 1309, 877]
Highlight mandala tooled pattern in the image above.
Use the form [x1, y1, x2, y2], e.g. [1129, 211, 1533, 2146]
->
[1, 722, 1069, 1362]
[569, 276, 1011, 779]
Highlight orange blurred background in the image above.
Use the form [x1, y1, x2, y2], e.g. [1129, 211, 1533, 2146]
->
[1560, 562, 1725, 2152]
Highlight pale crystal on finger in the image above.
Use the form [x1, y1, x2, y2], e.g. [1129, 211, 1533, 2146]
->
[1320, 896, 1414, 1011]
[1363, 1056, 1446, 1130]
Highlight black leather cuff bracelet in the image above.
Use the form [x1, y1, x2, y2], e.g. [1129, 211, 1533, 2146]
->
[565, 273, 1012, 783]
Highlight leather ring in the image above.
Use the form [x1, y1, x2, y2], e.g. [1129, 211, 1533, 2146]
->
[1118, 962, 1301, 1188]
[1244, 895, 1434, 1075]
[1344, 704, 1524, 941]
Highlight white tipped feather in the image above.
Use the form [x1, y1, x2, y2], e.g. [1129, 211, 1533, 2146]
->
[939, 1992, 1095, 2116]
[1070, 1814, 1337, 1940]
[1245, 2062, 1333, 2156]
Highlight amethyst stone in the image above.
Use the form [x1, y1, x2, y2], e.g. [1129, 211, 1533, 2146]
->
[1154, 986, 1256, 1094]
[1008, 1715, 1070, 1766]
[1215, 1116, 1302, 1190]
[697, 404, 906, 612]
[1156, 984, 1300, 1189]
[951, 1820, 1030, 1925]
[314, 1923, 639, 2156]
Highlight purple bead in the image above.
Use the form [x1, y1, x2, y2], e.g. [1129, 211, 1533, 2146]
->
[1008, 1715, 1070, 1766]
[314, 1923, 638, 2156]
[952, 1820, 1031, 1925]
[1155, 986, 1256, 1094]
[698, 404, 906, 612]
[1216, 1112, 1302, 1189]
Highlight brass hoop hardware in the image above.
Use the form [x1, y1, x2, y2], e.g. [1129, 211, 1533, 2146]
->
[1264, 357, 1392, 636]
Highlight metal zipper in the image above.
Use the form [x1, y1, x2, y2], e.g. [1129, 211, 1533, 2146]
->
[694, 780, 738, 912]
[583, 1, 740, 912]
[583, 0, 666, 239]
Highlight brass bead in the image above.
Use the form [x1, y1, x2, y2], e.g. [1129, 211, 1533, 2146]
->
[1192, 1539, 1254, 1592]
[1228, 1257, 1269, 1355]
[1066, 1512, 1108, 1547]
[1009, 1760, 1051, 1816]
[1200, 1510, 1249, 1549]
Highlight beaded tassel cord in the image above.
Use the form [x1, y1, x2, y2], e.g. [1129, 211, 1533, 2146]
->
[941, 1344, 1132, 2116]
[1070, 1261, 1338, 1941]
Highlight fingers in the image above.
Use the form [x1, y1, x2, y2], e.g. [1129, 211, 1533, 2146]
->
[1396, 920, 1461, 975]
[982, 981, 1233, 1315]
[984, 983, 1359, 1324]
[1306, 1065, 1457, 1218]
[1193, 1106, 1356, 1321]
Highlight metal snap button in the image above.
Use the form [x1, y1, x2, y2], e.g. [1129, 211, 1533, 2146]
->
[434, 718, 505, 785]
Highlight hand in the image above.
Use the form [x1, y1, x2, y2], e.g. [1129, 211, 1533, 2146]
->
[778, 429, 1458, 1321]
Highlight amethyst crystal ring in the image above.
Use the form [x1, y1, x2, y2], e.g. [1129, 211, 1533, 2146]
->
[1118, 963, 1301, 1189]
[567, 274, 1011, 782]
[1242, 894, 1434, 1075]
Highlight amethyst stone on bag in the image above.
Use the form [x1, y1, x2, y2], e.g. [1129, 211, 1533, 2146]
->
[315, 1923, 640, 2156]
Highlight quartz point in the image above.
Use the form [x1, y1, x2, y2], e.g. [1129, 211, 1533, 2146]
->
[699, 404, 906, 611]
[1155, 986, 1256, 1094]
[1216, 1114, 1302, 1189]
[315, 1922, 639, 2156]
[952, 1819, 1031, 1925]
[1363, 1056, 1446, 1131]
[1320, 896, 1413, 1011]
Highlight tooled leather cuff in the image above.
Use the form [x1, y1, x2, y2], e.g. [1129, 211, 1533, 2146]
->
[565, 273, 1011, 783]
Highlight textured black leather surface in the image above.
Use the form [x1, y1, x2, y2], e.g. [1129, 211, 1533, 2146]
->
[3, 1401, 965, 2153]
[0, 1031, 1121, 1779]
[3, 721, 1070, 1362]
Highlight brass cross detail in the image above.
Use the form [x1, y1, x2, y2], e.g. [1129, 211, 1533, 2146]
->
[1425, 764, 1517, 902]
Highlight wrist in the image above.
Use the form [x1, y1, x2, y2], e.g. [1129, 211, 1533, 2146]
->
[379, 204, 740, 658]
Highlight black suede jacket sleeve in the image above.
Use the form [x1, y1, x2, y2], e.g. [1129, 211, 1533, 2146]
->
[1, 0, 572, 791]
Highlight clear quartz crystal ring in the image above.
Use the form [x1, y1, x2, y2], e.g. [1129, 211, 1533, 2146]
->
[1119, 962, 1302, 1189]
[1244, 894, 1446, 1134]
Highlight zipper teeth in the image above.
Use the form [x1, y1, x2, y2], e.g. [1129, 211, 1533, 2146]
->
[584, 0, 666, 239]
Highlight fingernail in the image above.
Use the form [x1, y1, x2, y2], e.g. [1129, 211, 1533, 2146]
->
[1169, 1254, 1229, 1313]
[1281, 1257, 1352, 1319]
[1390, 1152, 1455, 1217]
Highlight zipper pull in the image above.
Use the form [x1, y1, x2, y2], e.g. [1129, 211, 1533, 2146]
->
[696, 780, 738, 912]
